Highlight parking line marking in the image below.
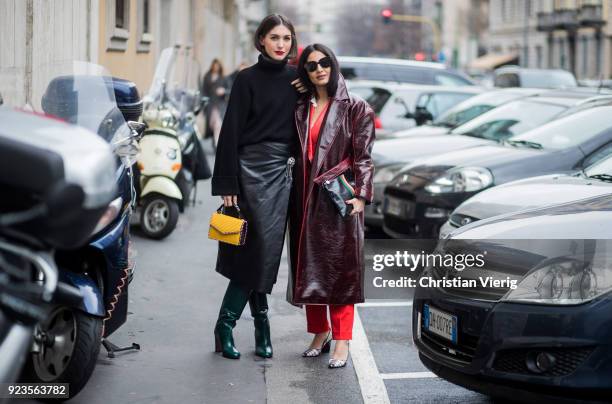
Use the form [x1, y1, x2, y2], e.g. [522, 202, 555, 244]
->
[380, 372, 438, 380]
[353, 309, 391, 404]
[358, 301, 413, 307]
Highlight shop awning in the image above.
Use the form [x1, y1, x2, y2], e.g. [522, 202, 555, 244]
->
[470, 53, 519, 70]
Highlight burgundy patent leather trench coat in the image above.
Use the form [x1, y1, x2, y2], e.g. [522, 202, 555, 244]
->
[287, 77, 376, 305]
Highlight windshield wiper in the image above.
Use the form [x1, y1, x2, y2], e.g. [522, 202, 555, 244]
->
[588, 174, 612, 183]
[433, 121, 455, 128]
[459, 131, 485, 139]
[505, 140, 543, 149]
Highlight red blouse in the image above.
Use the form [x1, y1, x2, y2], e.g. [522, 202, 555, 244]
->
[307, 101, 330, 162]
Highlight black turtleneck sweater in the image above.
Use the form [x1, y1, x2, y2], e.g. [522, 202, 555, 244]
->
[211, 54, 298, 196]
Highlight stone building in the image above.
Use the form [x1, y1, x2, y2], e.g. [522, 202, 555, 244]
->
[486, 0, 611, 79]
[0, 0, 267, 107]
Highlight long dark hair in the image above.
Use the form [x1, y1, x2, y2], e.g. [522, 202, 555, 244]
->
[207, 58, 224, 77]
[254, 14, 298, 59]
[297, 44, 340, 98]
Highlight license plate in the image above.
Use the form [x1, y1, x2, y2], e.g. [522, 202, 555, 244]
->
[384, 196, 408, 218]
[423, 304, 458, 344]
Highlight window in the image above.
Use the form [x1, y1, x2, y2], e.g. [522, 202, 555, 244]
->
[585, 143, 612, 173]
[452, 100, 567, 141]
[106, 0, 131, 51]
[116, 0, 127, 28]
[582, 36, 589, 77]
[513, 106, 612, 150]
[137, 0, 154, 53]
[143, 0, 150, 33]
[351, 87, 392, 115]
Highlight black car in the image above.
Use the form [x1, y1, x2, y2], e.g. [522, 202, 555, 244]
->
[413, 194, 612, 402]
[440, 152, 612, 238]
[365, 91, 603, 233]
[382, 101, 612, 238]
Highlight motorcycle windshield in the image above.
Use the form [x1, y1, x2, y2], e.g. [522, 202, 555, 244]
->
[36, 61, 130, 144]
[145, 46, 202, 115]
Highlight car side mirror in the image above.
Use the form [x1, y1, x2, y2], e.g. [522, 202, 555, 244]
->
[414, 106, 433, 126]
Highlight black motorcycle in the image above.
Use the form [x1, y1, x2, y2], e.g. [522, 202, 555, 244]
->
[0, 103, 117, 399]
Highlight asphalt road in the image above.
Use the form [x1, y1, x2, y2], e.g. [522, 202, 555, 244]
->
[19, 148, 492, 404]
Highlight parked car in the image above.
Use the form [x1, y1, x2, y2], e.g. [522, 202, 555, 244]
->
[440, 150, 612, 238]
[494, 65, 577, 89]
[382, 100, 612, 238]
[365, 90, 601, 233]
[388, 88, 541, 139]
[349, 81, 483, 137]
[339, 56, 475, 86]
[413, 194, 612, 402]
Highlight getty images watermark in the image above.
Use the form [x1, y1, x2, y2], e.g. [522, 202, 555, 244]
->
[363, 240, 519, 300]
[371, 249, 517, 290]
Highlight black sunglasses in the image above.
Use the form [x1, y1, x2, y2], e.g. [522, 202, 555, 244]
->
[305, 56, 332, 72]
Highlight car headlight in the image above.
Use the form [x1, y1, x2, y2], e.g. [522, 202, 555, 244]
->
[502, 257, 612, 305]
[91, 196, 123, 236]
[425, 167, 493, 194]
[374, 164, 405, 184]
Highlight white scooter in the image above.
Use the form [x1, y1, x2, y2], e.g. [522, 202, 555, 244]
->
[136, 45, 206, 239]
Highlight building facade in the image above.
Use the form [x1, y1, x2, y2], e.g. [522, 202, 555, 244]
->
[487, 0, 612, 79]
[0, 0, 265, 108]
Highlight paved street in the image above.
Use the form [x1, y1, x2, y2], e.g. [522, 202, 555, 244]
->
[26, 151, 493, 404]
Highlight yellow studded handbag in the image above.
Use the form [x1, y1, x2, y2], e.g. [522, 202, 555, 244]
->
[208, 204, 248, 246]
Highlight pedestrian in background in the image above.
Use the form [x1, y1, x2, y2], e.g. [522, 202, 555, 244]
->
[211, 14, 300, 360]
[202, 58, 228, 148]
[288, 44, 375, 369]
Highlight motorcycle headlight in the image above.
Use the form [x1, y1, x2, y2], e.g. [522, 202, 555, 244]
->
[374, 164, 405, 184]
[425, 167, 493, 194]
[91, 197, 123, 236]
[502, 257, 612, 305]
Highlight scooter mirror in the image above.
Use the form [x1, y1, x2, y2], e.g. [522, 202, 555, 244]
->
[127, 121, 146, 139]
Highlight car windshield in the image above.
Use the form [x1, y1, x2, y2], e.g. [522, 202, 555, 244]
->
[451, 99, 566, 141]
[433, 91, 526, 128]
[510, 106, 612, 150]
[586, 153, 612, 178]
[520, 70, 577, 88]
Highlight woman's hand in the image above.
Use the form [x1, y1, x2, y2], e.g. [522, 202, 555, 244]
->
[216, 87, 226, 96]
[346, 197, 365, 216]
[222, 195, 238, 207]
[291, 78, 308, 94]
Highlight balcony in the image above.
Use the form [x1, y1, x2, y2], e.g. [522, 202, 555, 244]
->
[553, 8, 580, 30]
[536, 12, 555, 32]
[579, 4, 605, 27]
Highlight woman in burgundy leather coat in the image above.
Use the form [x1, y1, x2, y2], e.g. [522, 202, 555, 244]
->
[288, 44, 375, 368]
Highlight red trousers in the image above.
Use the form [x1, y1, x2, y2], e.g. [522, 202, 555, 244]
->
[305, 304, 354, 340]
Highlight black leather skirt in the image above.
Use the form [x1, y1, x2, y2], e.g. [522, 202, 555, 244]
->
[215, 141, 295, 293]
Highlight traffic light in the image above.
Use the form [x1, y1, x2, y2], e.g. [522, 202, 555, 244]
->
[381, 9, 393, 25]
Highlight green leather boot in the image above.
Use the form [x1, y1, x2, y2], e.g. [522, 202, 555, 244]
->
[249, 292, 273, 358]
[214, 281, 250, 359]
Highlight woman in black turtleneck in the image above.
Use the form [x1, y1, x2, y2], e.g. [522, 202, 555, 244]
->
[211, 14, 299, 360]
